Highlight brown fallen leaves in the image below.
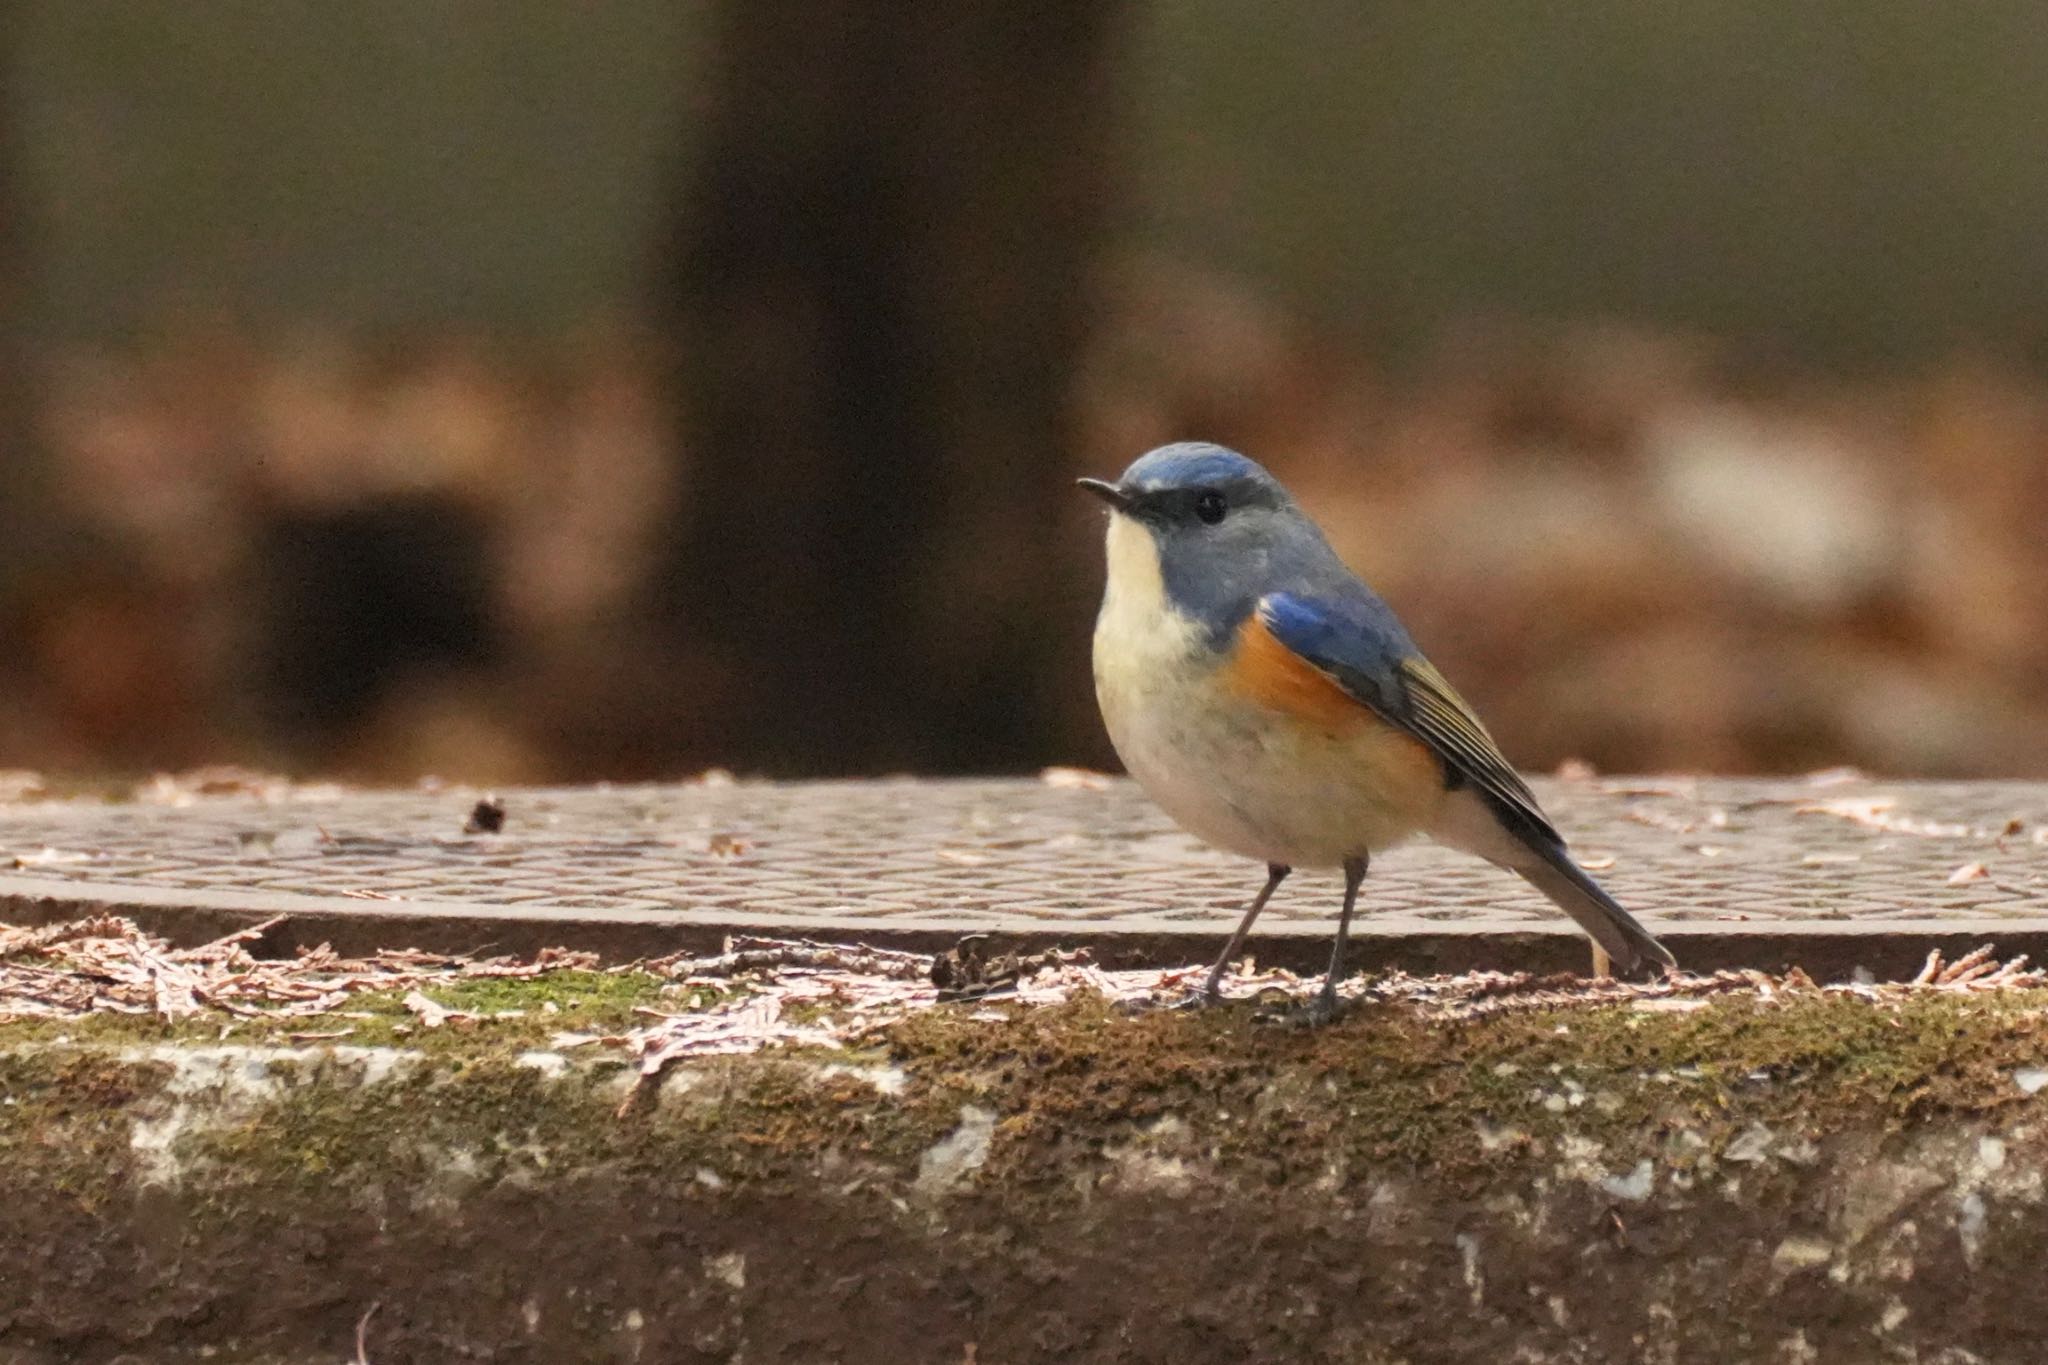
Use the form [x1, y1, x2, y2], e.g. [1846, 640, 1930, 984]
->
[5, 920, 2048, 1110]
[1352, 947, 2045, 1022]
[1795, 796, 1990, 840]
[1905, 943, 2038, 989]
[0, 914, 596, 1020]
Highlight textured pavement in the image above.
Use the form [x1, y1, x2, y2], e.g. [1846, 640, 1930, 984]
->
[2, 773, 2045, 979]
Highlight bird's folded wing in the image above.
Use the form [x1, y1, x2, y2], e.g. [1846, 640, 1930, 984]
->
[1255, 592, 1561, 846]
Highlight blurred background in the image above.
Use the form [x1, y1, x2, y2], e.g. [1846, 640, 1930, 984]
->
[2, 1, 2046, 785]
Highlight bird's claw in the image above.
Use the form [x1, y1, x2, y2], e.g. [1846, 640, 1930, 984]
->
[1287, 988, 1344, 1028]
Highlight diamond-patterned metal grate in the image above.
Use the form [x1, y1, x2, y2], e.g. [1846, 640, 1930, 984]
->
[1, 777, 2044, 942]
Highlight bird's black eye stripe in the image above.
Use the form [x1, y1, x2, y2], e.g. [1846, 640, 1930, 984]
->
[1194, 489, 1227, 524]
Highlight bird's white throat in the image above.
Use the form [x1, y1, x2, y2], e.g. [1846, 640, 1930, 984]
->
[1092, 512, 1205, 722]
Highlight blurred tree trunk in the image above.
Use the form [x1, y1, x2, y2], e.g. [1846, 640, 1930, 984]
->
[0, 12, 38, 600]
[661, 3, 1122, 775]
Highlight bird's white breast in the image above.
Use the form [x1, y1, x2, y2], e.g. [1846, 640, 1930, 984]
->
[1090, 514, 1443, 867]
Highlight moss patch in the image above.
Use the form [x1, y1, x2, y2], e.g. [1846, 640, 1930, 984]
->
[196, 1055, 893, 1187]
[4, 987, 2048, 1217]
[0, 968, 715, 1056]
[0, 1049, 174, 1207]
[884, 989, 2048, 1190]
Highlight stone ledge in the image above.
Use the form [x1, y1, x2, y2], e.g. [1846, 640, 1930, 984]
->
[4, 986, 2047, 1363]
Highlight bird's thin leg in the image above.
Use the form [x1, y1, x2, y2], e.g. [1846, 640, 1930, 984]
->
[1309, 854, 1370, 1019]
[1199, 863, 1290, 1002]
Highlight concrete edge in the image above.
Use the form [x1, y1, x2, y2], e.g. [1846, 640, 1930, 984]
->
[4, 871, 2044, 981]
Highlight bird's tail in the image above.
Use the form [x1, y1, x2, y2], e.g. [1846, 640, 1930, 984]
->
[1429, 787, 1677, 977]
[1517, 850, 1676, 978]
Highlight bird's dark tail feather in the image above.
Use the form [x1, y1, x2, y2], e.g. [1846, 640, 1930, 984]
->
[1517, 850, 1676, 977]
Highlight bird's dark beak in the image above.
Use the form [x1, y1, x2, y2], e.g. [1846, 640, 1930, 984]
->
[1076, 477, 1132, 512]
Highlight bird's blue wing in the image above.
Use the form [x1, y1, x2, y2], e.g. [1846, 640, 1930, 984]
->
[1256, 591, 1560, 846]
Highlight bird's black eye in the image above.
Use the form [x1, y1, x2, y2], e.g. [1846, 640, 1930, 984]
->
[1194, 490, 1227, 525]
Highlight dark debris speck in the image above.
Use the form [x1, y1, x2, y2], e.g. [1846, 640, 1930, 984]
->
[463, 797, 507, 835]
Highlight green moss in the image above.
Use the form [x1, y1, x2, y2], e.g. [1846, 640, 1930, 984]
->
[6, 986, 2048, 1224]
[375, 967, 678, 1018]
[883, 989, 2048, 1190]
[0, 1050, 174, 1206]
[174, 1049, 958, 1222]
[0, 969, 723, 1057]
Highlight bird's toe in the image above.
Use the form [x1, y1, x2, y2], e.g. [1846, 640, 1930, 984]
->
[1286, 987, 1345, 1028]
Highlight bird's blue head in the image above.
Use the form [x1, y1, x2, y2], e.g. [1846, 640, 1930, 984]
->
[1078, 442, 1348, 642]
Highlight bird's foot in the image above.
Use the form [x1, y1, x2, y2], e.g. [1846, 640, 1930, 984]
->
[1284, 986, 1345, 1028]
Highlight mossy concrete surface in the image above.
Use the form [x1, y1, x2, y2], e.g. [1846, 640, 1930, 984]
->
[6, 986, 2048, 1363]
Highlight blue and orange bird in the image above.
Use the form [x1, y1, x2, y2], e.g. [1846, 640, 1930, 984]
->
[1079, 442, 1674, 1016]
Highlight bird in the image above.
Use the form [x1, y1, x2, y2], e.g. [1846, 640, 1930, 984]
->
[1078, 441, 1674, 1018]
